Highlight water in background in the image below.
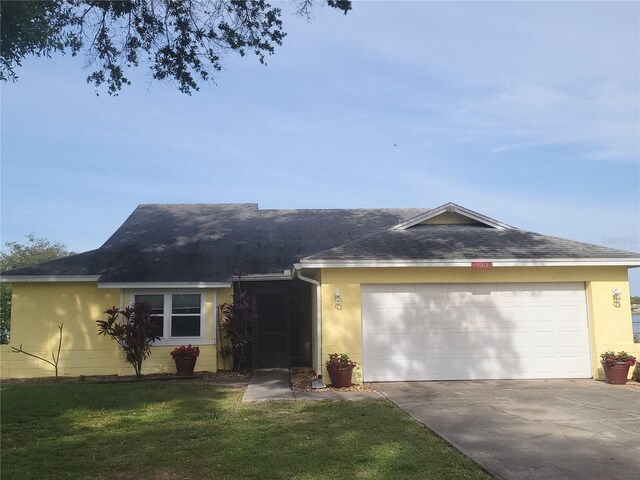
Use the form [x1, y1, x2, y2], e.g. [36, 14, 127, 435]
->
[633, 313, 640, 343]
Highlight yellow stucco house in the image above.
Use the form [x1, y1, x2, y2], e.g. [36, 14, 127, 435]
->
[2, 202, 639, 382]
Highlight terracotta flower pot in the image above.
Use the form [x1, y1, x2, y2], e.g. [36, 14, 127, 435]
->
[174, 356, 197, 376]
[601, 361, 630, 384]
[327, 366, 354, 388]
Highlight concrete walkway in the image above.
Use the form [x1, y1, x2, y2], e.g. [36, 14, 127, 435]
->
[242, 369, 383, 402]
[294, 391, 382, 401]
[242, 369, 294, 402]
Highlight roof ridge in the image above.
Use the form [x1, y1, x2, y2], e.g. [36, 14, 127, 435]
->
[134, 204, 425, 213]
[298, 208, 430, 260]
[301, 228, 394, 261]
[137, 203, 258, 208]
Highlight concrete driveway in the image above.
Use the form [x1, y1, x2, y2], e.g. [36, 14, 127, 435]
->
[376, 380, 640, 480]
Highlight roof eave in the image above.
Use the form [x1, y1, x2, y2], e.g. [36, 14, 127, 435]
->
[234, 271, 293, 282]
[97, 281, 232, 289]
[299, 258, 640, 268]
[0, 275, 101, 283]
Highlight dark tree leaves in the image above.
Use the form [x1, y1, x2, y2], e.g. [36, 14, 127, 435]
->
[97, 302, 161, 377]
[0, 1, 78, 82]
[0, 234, 74, 271]
[218, 289, 256, 371]
[1, 0, 352, 95]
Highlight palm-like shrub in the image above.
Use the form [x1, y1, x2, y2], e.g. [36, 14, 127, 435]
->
[97, 302, 160, 377]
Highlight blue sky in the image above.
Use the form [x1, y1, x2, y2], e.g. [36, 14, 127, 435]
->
[1, 1, 639, 291]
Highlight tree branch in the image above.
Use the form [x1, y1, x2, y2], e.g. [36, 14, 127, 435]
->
[11, 323, 63, 378]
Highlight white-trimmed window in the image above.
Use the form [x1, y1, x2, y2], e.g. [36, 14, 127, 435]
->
[133, 292, 205, 340]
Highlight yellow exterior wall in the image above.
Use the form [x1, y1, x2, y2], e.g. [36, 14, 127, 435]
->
[1, 283, 229, 379]
[422, 212, 479, 225]
[4, 267, 637, 382]
[586, 280, 638, 380]
[1, 283, 121, 378]
[319, 266, 639, 383]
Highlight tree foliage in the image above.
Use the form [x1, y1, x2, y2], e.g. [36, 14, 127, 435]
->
[218, 289, 255, 371]
[0, 234, 74, 271]
[97, 302, 161, 377]
[1, 0, 352, 95]
[0, 234, 74, 344]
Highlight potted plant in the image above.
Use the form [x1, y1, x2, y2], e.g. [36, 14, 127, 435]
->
[170, 345, 200, 376]
[326, 353, 358, 388]
[600, 351, 636, 384]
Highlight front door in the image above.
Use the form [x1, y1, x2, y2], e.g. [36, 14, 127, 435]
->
[253, 291, 290, 368]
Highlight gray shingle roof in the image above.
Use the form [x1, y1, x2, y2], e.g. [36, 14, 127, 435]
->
[4, 204, 637, 283]
[4, 204, 424, 282]
[301, 224, 640, 261]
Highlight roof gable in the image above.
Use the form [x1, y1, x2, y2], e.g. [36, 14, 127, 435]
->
[391, 202, 514, 231]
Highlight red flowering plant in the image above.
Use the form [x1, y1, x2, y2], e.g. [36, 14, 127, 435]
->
[170, 345, 200, 360]
[326, 353, 359, 371]
[600, 351, 636, 367]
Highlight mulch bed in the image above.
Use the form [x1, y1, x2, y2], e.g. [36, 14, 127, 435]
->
[1, 370, 251, 386]
[289, 367, 376, 393]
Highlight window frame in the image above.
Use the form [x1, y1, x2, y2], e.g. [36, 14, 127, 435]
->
[130, 290, 207, 345]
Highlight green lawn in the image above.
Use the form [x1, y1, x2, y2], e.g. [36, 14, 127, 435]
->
[1, 380, 493, 479]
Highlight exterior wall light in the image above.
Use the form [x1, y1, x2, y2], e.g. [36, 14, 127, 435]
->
[612, 288, 622, 308]
[334, 288, 342, 310]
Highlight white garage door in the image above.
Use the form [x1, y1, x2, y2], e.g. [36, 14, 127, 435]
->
[361, 283, 591, 381]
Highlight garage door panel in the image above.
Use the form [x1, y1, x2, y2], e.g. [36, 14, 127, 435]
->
[414, 308, 449, 331]
[481, 304, 529, 322]
[361, 293, 395, 309]
[471, 305, 527, 329]
[447, 357, 522, 379]
[365, 333, 419, 356]
[554, 305, 589, 326]
[449, 331, 505, 349]
[418, 332, 449, 350]
[527, 306, 558, 330]
[371, 333, 452, 356]
[361, 308, 417, 333]
[527, 331, 557, 347]
[366, 358, 450, 382]
[526, 356, 558, 375]
[362, 282, 591, 382]
[556, 329, 590, 349]
[557, 353, 592, 370]
[368, 333, 457, 358]
[510, 331, 542, 348]
[528, 354, 591, 377]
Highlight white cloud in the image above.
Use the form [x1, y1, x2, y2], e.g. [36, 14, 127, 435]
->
[449, 79, 639, 162]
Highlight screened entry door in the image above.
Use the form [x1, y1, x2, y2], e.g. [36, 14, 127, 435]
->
[253, 291, 290, 368]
